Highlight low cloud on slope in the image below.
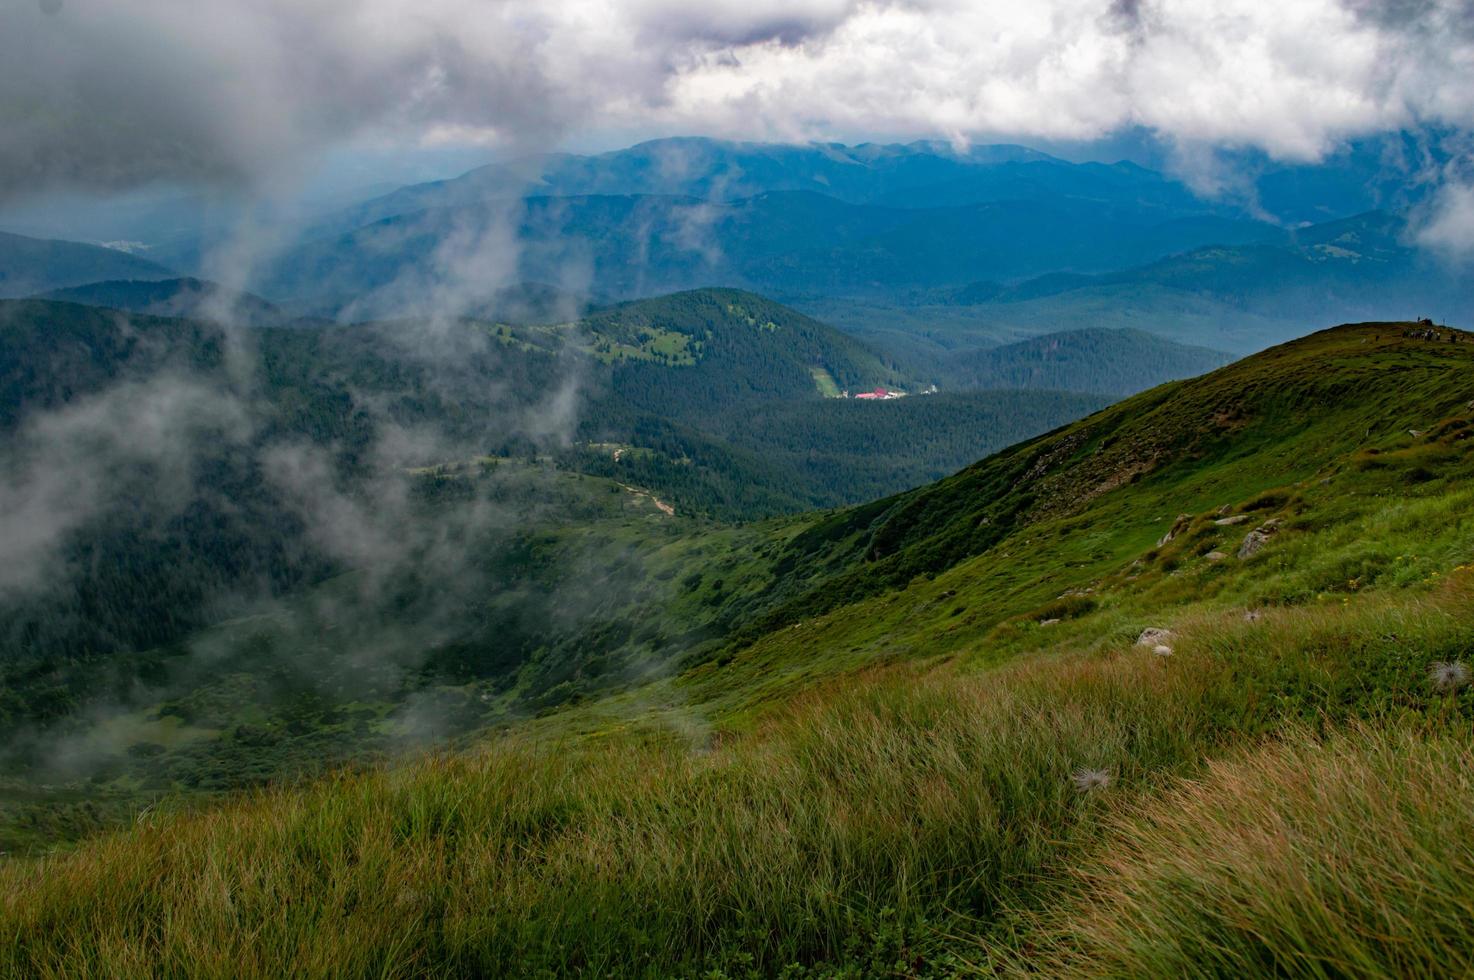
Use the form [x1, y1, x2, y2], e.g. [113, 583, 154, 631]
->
[3, 0, 1472, 199]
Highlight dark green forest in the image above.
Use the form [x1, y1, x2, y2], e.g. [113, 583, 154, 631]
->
[0, 290, 1112, 795]
[934, 327, 1229, 394]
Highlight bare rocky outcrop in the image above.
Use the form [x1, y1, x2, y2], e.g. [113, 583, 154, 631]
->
[1238, 521, 1281, 559]
[1157, 514, 1192, 547]
[1137, 627, 1174, 647]
[1214, 515, 1249, 526]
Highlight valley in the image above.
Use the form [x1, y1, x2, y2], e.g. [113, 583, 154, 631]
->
[0, 286, 1119, 851]
[3, 120, 1474, 977]
[3, 320, 1473, 975]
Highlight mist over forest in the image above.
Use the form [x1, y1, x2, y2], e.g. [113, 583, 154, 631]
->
[3, 2, 1474, 976]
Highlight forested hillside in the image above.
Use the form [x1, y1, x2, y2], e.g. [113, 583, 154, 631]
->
[937, 327, 1231, 395]
[0, 291, 1106, 805]
[34, 277, 297, 326]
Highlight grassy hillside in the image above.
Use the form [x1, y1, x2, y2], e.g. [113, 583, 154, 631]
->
[4, 321, 1474, 975]
[736, 321, 1472, 634]
[0, 231, 174, 298]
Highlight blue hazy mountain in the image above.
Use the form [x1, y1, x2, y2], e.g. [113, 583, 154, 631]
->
[311, 133, 1456, 233]
[52, 135, 1464, 357]
[925, 211, 1473, 352]
[259, 191, 1281, 317]
[314, 138, 1229, 230]
[0, 231, 175, 298]
[33, 277, 300, 327]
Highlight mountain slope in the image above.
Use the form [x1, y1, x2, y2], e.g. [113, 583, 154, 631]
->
[937, 327, 1232, 395]
[743, 321, 1473, 635]
[952, 211, 1473, 352]
[310, 137, 1195, 232]
[587, 288, 896, 416]
[258, 191, 1281, 315]
[0, 231, 175, 297]
[0, 291, 1100, 678]
[256, 193, 918, 314]
[5, 321, 1474, 975]
[33, 277, 298, 327]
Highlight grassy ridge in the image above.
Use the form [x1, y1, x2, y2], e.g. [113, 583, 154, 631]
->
[737, 322, 1474, 639]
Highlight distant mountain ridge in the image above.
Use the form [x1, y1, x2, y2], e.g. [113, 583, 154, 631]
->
[92, 135, 1466, 358]
[0, 231, 174, 298]
[319, 137, 1207, 231]
[257, 191, 1283, 317]
[939, 328, 1233, 395]
[34, 277, 298, 327]
[927, 211, 1472, 352]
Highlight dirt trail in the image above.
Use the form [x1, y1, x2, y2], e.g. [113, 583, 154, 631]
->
[617, 482, 675, 516]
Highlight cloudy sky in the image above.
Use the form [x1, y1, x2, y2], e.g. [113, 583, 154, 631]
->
[1, 0, 1470, 199]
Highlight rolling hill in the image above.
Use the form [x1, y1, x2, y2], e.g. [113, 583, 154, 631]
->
[4, 320, 1473, 975]
[936, 327, 1232, 395]
[32, 277, 297, 327]
[0, 231, 174, 298]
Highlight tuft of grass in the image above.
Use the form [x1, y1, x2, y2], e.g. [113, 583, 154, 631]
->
[1002, 726, 1474, 978]
[1429, 660, 1471, 693]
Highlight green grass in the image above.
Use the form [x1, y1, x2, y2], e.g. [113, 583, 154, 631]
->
[809, 366, 842, 398]
[4, 578, 1473, 977]
[4, 323, 1474, 975]
[1002, 724, 1474, 977]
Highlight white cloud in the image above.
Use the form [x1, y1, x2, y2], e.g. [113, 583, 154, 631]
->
[1418, 181, 1474, 253]
[2, 0, 1471, 196]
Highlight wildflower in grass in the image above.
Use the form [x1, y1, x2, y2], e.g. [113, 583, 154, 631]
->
[1072, 767, 1112, 793]
[1429, 661, 1471, 692]
[1152, 644, 1173, 658]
